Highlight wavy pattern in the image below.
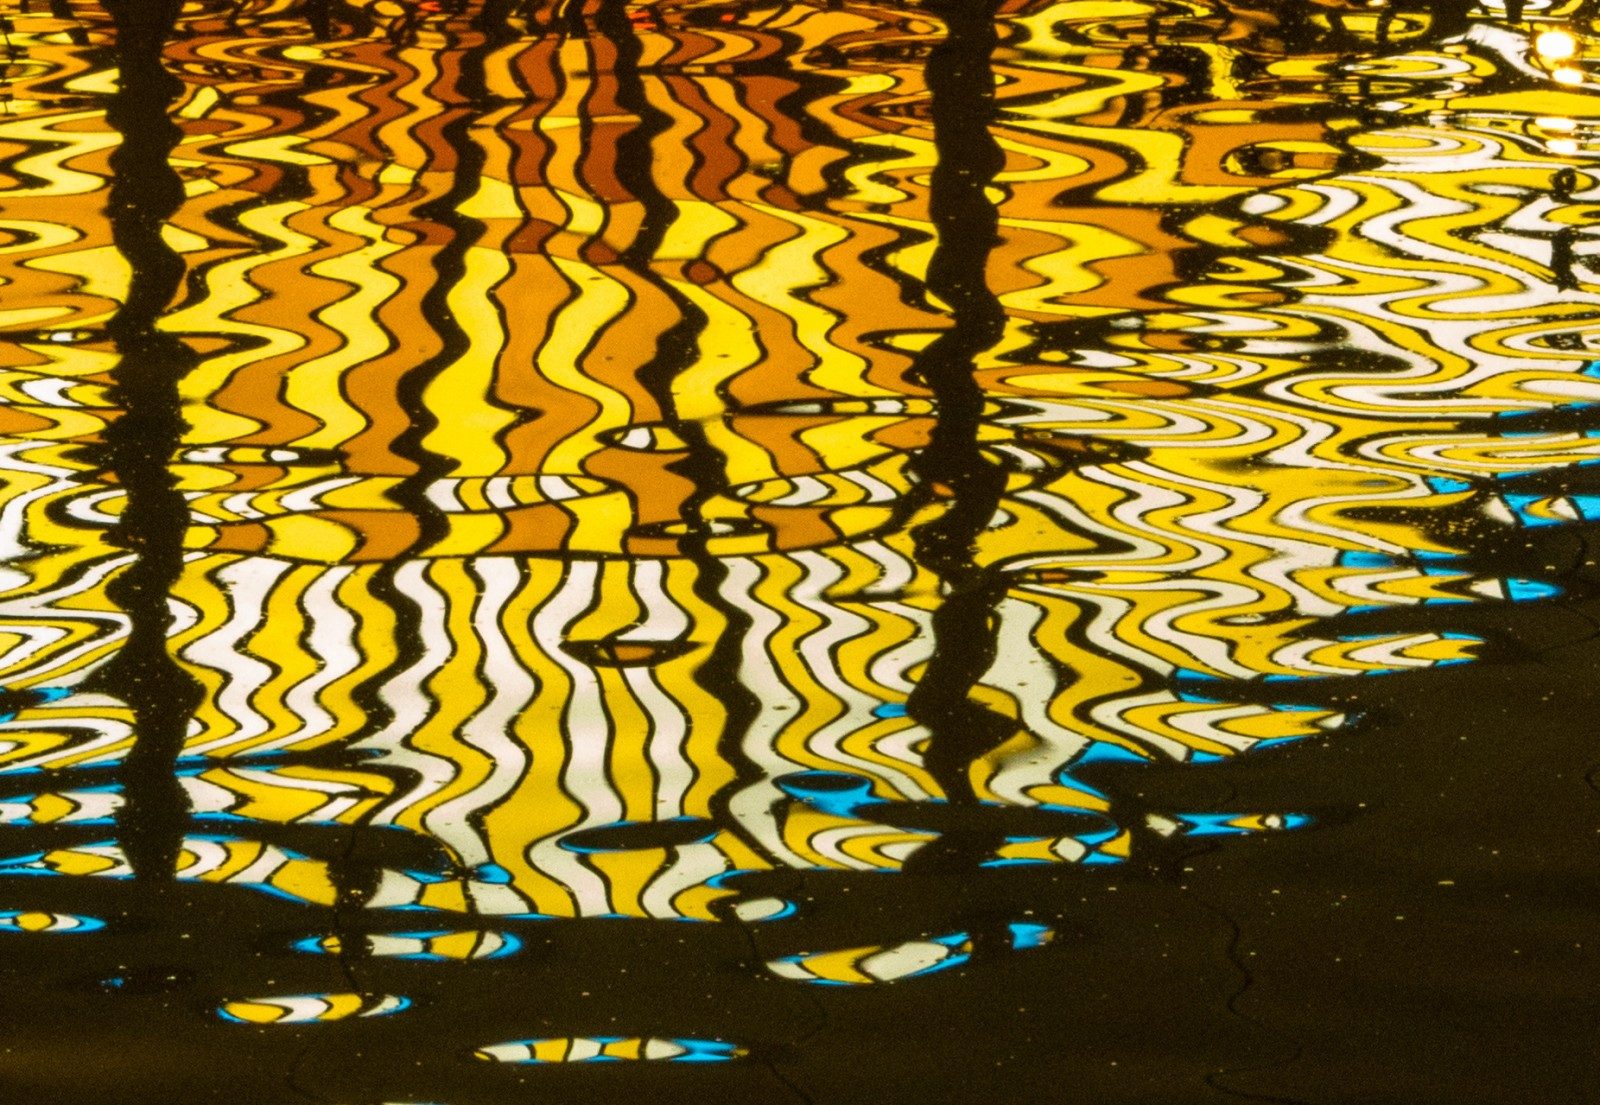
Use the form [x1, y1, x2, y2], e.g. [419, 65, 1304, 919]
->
[0, 0, 1596, 1084]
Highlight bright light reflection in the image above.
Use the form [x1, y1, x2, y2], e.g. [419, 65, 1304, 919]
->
[1537, 30, 1578, 61]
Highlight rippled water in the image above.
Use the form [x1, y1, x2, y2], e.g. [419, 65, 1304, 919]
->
[1, 0, 1600, 1100]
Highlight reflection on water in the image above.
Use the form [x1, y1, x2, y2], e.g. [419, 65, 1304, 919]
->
[2, 0, 1600, 1098]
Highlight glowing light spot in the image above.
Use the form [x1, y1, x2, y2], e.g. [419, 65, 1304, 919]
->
[1537, 30, 1578, 61]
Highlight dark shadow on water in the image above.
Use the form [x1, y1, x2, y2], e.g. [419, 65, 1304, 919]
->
[86, 0, 201, 891]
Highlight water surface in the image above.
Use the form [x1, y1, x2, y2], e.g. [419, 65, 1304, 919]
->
[0, 0, 1597, 1100]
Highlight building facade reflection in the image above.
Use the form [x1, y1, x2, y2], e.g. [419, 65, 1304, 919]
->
[0, 0, 1595, 1094]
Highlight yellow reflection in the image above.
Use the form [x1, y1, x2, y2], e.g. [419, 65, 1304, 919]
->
[0, 0, 1596, 947]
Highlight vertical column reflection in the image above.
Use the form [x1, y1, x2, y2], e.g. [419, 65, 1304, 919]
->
[903, 0, 1013, 819]
[86, 0, 202, 887]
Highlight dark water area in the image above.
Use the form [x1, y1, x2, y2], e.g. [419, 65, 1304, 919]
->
[0, 0, 1598, 1100]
